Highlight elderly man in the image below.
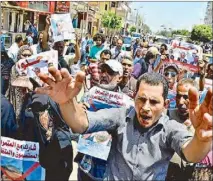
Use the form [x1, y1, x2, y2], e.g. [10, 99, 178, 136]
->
[36, 69, 212, 180]
[111, 39, 126, 62]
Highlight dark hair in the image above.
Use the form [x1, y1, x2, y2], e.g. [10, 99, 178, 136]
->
[161, 44, 168, 50]
[15, 35, 23, 43]
[100, 49, 112, 58]
[136, 72, 169, 100]
[93, 33, 106, 43]
[144, 51, 156, 64]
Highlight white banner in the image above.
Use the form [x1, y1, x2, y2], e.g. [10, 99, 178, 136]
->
[1, 137, 39, 162]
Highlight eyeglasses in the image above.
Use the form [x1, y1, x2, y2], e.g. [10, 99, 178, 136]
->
[176, 94, 188, 100]
[22, 54, 31, 57]
[164, 72, 177, 77]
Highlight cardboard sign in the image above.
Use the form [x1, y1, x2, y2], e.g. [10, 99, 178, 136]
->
[50, 13, 75, 42]
[15, 50, 58, 86]
[1, 137, 45, 180]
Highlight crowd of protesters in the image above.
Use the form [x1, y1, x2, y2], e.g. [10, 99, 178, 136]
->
[1, 15, 213, 181]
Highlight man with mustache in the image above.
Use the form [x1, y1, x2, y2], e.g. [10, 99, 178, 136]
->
[118, 56, 137, 98]
[36, 69, 213, 181]
[168, 78, 197, 132]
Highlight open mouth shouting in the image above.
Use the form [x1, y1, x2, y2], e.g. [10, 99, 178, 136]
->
[139, 114, 153, 126]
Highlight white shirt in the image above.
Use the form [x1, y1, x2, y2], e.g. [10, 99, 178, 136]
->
[7, 43, 19, 62]
[110, 47, 126, 62]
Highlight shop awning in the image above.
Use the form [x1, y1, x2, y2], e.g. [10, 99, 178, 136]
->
[1, 4, 51, 14]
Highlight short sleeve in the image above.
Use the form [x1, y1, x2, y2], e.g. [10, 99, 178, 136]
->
[166, 119, 193, 159]
[85, 107, 127, 134]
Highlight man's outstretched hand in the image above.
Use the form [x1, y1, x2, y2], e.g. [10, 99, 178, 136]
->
[189, 87, 213, 142]
[35, 67, 85, 105]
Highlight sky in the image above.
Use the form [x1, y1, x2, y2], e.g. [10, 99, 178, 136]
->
[129, 1, 207, 33]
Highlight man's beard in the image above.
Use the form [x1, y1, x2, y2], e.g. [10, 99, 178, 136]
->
[97, 83, 118, 91]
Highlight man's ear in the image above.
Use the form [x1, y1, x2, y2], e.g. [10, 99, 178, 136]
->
[164, 99, 170, 109]
[117, 75, 123, 84]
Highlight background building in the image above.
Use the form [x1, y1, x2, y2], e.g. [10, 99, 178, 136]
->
[204, 1, 212, 26]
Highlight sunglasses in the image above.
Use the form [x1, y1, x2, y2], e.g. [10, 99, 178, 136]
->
[22, 54, 32, 57]
[164, 72, 177, 77]
[176, 94, 188, 100]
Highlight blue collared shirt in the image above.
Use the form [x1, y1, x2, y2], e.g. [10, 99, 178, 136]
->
[85, 107, 193, 180]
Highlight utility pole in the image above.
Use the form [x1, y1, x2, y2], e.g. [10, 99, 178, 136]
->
[85, 3, 89, 34]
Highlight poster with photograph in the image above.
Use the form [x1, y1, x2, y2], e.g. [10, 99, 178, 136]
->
[50, 13, 75, 42]
[77, 87, 134, 160]
[1, 137, 45, 180]
[77, 132, 112, 161]
[15, 50, 58, 86]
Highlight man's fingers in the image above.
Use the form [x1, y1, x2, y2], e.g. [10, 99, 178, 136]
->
[35, 86, 52, 95]
[203, 113, 213, 128]
[208, 96, 213, 115]
[48, 67, 62, 82]
[202, 88, 212, 108]
[72, 71, 85, 97]
[61, 68, 71, 79]
[188, 87, 199, 110]
[38, 73, 55, 87]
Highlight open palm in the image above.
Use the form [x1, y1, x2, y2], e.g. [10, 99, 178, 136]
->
[36, 67, 85, 105]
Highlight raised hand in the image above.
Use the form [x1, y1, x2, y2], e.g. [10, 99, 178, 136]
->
[188, 87, 213, 142]
[35, 67, 85, 105]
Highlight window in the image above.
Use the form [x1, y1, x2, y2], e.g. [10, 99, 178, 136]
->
[111, 2, 116, 7]
[105, 4, 108, 11]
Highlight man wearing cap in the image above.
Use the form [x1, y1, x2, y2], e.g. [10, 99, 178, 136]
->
[94, 59, 123, 91]
[7, 35, 23, 62]
[75, 59, 125, 181]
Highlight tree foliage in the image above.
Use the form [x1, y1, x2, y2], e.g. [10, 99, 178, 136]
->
[101, 12, 122, 29]
[156, 30, 171, 37]
[171, 29, 190, 36]
[129, 26, 136, 33]
[190, 24, 213, 43]
[143, 24, 152, 34]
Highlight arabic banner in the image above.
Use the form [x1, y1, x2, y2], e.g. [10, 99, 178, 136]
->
[83, 86, 135, 111]
[77, 86, 134, 160]
[15, 50, 58, 86]
[1, 137, 45, 180]
[50, 13, 75, 42]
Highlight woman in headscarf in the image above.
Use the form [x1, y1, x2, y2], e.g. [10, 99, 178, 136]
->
[7, 45, 33, 126]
